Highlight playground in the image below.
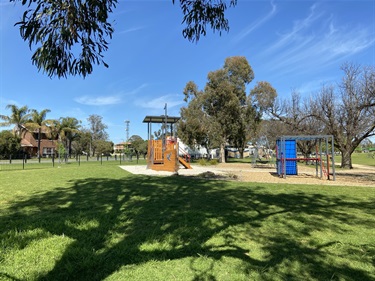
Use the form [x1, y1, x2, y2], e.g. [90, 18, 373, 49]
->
[122, 125, 374, 187]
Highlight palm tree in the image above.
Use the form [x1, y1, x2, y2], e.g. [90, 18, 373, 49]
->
[0, 104, 30, 137]
[59, 117, 81, 156]
[45, 117, 82, 157]
[25, 108, 51, 161]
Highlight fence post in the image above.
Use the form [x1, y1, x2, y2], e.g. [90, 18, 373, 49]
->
[23, 153, 26, 170]
[52, 154, 54, 167]
[79, 154, 80, 166]
[9, 155, 11, 164]
[101, 154, 103, 165]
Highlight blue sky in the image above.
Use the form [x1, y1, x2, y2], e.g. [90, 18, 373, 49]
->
[1, 0, 374, 144]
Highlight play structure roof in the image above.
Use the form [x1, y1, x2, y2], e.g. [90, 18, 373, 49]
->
[143, 115, 180, 124]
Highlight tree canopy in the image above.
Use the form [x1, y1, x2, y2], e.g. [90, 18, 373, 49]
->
[310, 64, 375, 168]
[267, 63, 375, 169]
[0, 104, 30, 137]
[87, 114, 109, 156]
[0, 130, 21, 159]
[129, 135, 147, 160]
[13, 0, 237, 78]
[179, 56, 268, 162]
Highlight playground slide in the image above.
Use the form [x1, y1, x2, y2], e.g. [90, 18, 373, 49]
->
[178, 157, 192, 169]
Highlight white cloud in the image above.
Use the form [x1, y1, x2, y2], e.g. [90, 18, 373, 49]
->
[261, 4, 375, 75]
[233, 1, 277, 43]
[136, 94, 184, 110]
[118, 26, 145, 35]
[266, 3, 324, 53]
[125, 83, 148, 95]
[74, 95, 121, 106]
[294, 77, 336, 95]
[74, 84, 147, 106]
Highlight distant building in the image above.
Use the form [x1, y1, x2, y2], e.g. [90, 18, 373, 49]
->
[113, 142, 131, 152]
[20, 127, 58, 158]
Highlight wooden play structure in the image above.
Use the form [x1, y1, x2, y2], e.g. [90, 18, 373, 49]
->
[143, 115, 192, 172]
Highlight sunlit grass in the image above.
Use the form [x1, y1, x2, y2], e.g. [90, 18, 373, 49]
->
[0, 164, 374, 280]
[335, 153, 375, 167]
[0, 158, 147, 171]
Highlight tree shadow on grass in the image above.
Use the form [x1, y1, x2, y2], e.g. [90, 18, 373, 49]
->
[1, 174, 374, 280]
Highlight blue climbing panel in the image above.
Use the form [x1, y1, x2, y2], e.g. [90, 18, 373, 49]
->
[276, 139, 297, 175]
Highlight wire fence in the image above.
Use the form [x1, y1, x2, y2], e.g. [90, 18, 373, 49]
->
[0, 154, 145, 171]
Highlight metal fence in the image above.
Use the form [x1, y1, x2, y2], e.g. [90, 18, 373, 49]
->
[0, 154, 142, 171]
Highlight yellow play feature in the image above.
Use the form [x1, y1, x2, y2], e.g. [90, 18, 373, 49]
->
[147, 139, 192, 172]
[143, 114, 192, 173]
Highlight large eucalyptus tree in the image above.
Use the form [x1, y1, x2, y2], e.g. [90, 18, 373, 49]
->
[179, 56, 269, 162]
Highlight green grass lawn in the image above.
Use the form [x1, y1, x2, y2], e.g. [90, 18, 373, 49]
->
[335, 153, 375, 167]
[1, 164, 374, 281]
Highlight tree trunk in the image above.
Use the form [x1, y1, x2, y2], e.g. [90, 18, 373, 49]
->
[340, 149, 353, 169]
[238, 147, 244, 159]
[37, 128, 41, 162]
[204, 145, 212, 160]
[68, 139, 72, 157]
[220, 143, 226, 163]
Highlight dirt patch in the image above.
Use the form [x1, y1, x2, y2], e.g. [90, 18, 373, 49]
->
[212, 163, 375, 187]
[120, 163, 374, 187]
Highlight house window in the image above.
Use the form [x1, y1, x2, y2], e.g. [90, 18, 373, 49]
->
[43, 147, 54, 157]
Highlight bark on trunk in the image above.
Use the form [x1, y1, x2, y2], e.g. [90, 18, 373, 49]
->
[37, 128, 41, 162]
[68, 139, 72, 156]
[220, 143, 226, 163]
[340, 149, 353, 169]
[238, 147, 244, 159]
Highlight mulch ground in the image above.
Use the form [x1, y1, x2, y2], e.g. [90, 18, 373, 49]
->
[211, 163, 375, 187]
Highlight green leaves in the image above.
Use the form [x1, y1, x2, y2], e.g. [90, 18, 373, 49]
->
[179, 56, 257, 161]
[249, 81, 277, 111]
[0, 130, 21, 158]
[13, 0, 236, 77]
[15, 0, 117, 78]
[178, 0, 237, 42]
